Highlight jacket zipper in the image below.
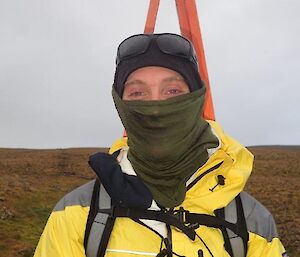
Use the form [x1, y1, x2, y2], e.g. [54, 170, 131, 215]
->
[186, 161, 224, 191]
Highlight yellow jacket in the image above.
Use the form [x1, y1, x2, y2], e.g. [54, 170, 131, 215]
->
[34, 121, 286, 257]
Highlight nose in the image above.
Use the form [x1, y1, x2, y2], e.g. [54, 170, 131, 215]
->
[149, 88, 163, 101]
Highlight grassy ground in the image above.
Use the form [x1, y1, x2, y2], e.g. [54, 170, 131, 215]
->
[0, 146, 299, 257]
[245, 146, 300, 256]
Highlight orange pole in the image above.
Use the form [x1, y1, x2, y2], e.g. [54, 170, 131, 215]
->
[175, 0, 192, 39]
[176, 0, 215, 120]
[143, 0, 215, 120]
[144, 0, 160, 34]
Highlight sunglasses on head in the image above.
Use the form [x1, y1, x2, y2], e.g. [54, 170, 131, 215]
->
[115, 33, 198, 68]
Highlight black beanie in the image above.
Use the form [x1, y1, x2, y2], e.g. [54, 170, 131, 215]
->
[113, 39, 204, 97]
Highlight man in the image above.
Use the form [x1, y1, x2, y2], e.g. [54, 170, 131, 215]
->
[34, 33, 287, 257]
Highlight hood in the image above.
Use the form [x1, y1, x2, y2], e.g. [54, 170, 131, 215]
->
[109, 121, 254, 213]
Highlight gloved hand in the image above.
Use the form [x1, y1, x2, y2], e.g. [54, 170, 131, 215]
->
[89, 152, 152, 209]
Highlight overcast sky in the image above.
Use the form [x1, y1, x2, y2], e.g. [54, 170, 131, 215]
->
[0, 0, 299, 148]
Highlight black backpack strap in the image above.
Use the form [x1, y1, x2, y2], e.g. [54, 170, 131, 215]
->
[100, 203, 246, 243]
[84, 179, 101, 249]
[97, 212, 115, 257]
[215, 194, 249, 257]
[215, 207, 234, 257]
[84, 150, 121, 257]
[100, 206, 197, 240]
[85, 189, 249, 257]
[84, 179, 114, 257]
[234, 194, 248, 256]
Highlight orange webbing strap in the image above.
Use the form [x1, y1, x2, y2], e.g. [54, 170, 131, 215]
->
[144, 0, 215, 120]
[144, 0, 160, 34]
[175, 0, 215, 120]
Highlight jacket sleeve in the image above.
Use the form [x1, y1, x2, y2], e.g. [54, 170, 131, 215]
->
[33, 181, 95, 257]
[241, 192, 288, 257]
[33, 205, 89, 257]
[247, 232, 287, 257]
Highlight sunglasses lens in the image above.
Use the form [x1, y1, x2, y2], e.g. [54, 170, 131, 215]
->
[116, 33, 198, 67]
[117, 35, 150, 65]
[157, 34, 191, 59]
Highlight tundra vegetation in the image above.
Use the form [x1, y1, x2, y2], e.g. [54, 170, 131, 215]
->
[0, 146, 299, 257]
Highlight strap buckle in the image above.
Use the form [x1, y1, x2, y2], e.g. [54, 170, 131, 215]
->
[173, 207, 200, 230]
[173, 207, 190, 224]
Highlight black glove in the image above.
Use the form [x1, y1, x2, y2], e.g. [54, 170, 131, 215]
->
[89, 152, 152, 209]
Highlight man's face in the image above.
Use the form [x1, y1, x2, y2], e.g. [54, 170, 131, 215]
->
[122, 66, 190, 101]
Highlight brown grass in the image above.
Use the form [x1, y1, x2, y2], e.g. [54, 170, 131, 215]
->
[245, 146, 300, 256]
[0, 146, 299, 257]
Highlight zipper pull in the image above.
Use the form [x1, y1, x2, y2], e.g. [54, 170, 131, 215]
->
[209, 175, 225, 192]
[198, 249, 204, 257]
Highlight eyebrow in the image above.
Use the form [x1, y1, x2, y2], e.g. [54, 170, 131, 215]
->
[124, 79, 146, 87]
[124, 76, 185, 87]
[162, 76, 185, 83]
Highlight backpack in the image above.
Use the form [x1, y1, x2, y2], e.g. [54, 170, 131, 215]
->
[83, 179, 249, 257]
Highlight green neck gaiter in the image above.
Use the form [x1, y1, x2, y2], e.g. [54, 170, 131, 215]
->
[112, 87, 219, 208]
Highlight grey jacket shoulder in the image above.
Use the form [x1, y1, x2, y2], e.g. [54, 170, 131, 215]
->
[53, 179, 96, 212]
[240, 191, 278, 241]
